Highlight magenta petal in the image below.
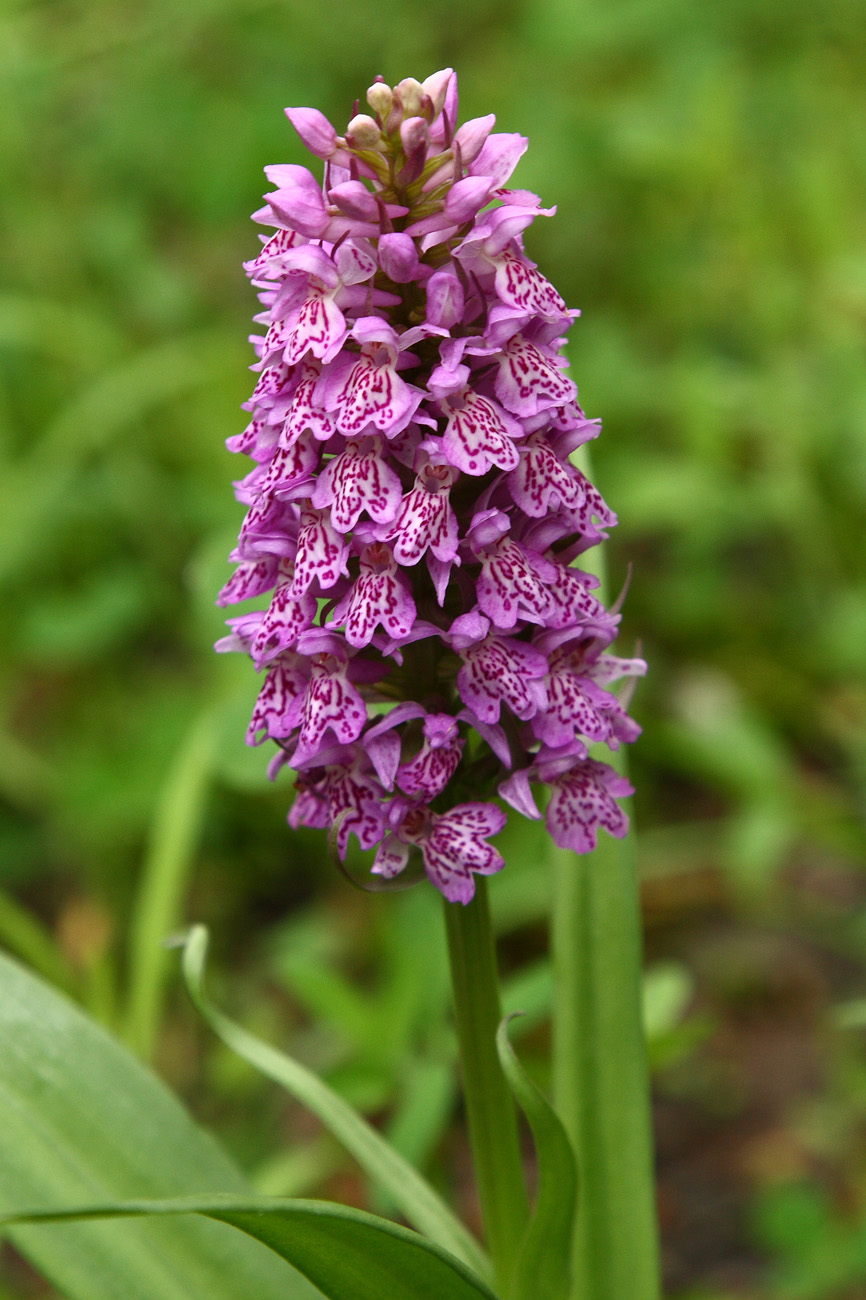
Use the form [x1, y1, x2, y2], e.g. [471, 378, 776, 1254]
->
[494, 249, 569, 321]
[281, 370, 337, 447]
[296, 662, 367, 754]
[442, 392, 522, 475]
[372, 835, 411, 879]
[532, 659, 613, 748]
[324, 757, 387, 855]
[507, 432, 585, 517]
[258, 434, 319, 498]
[452, 114, 496, 164]
[366, 731, 402, 789]
[336, 545, 417, 648]
[469, 133, 528, 187]
[327, 353, 422, 437]
[418, 803, 506, 904]
[397, 714, 463, 800]
[217, 557, 279, 606]
[386, 473, 459, 566]
[284, 290, 347, 365]
[311, 438, 403, 532]
[247, 662, 306, 744]
[250, 581, 317, 667]
[495, 337, 577, 417]
[498, 769, 542, 819]
[426, 270, 465, 328]
[291, 505, 349, 594]
[586, 653, 648, 686]
[285, 106, 338, 158]
[444, 176, 493, 222]
[264, 165, 330, 238]
[545, 759, 633, 854]
[475, 538, 555, 630]
[456, 633, 548, 723]
[378, 233, 422, 284]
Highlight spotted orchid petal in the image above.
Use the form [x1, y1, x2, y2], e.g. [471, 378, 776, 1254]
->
[507, 431, 585, 517]
[495, 336, 577, 417]
[383, 461, 459, 565]
[442, 390, 523, 475]
[455, 631, 548, 724]
[331, 543, 417, 648]
[545, 758, 634, 854]
[319, 347, 424, 438]
[247, 660, 307, 744]
[396, 714, 463, 799]
[311, 437, 402, 532]
[249, 573, 318, 667]
[473, 534, 557, 630]
[291, 503, 350, 594]
[292, 651, 368, 757]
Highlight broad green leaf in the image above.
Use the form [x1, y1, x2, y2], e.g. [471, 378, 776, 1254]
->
[0, 1195, 500, 1300]
[496, 1017, 578, 1300]
[0, 946, 319, 1300]
[180, 925, 491, 1282]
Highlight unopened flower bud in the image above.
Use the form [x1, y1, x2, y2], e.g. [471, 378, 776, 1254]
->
[394, 77, 424, 119]
[400, 116, 429, 155]
[421, 68, 453, 119]
[366, 81, 393, 121]
[346, 114, 384, 150]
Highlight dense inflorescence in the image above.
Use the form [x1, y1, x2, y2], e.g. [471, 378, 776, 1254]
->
[217, 69, 645, 903]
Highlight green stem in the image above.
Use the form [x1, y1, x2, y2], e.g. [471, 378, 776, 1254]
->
[552, 445, 660, 1300]
[444, 878, 530, 1296]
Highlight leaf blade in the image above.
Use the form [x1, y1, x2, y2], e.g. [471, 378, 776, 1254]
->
[496, 1016, 578, 1300]
[0, 1196, 500, 1300]
[0, 946, 319, 1300]
[180, 925, 490, 1281]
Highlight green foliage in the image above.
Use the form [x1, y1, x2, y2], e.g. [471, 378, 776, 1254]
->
[181, 925, 491, 1281]
[752, 1182, 866, 1299]
[0, 946, 318, 1300]
[2, 1198, 498, 1300]
[0, 947, 497, 1300]
[496, 1017, 578, 1300]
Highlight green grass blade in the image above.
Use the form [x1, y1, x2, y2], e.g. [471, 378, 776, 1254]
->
[0, 1196, 500, 1300]
[496, 1017, 577, 1300]
[125, 706, 219, 1057]
[0, 888, 76, 994]
[180, 926, 491, 1282]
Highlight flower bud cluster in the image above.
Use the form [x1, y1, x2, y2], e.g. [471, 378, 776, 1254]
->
[217, 69, 645, 903]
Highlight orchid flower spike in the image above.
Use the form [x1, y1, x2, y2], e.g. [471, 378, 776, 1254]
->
[218, 69, 645, 903]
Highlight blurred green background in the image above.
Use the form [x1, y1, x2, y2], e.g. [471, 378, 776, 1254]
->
[1, 1, 865, 1296]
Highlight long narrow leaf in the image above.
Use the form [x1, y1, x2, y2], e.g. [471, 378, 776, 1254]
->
[180, 926, 490, 1282]
[126, 706, 219, 1057]
[0, 1195, 500, 1300]
[496, 1016, 578, 1300]
[0, 947, 318, 1300]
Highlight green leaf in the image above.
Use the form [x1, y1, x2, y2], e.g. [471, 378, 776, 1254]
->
[125, 705, 220, 1058]
[0, 1195, 500, 1300]
[496, 1016, 578, 1300]
[180, 926, 491, 1283]
[0, 946, 319, 1300]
